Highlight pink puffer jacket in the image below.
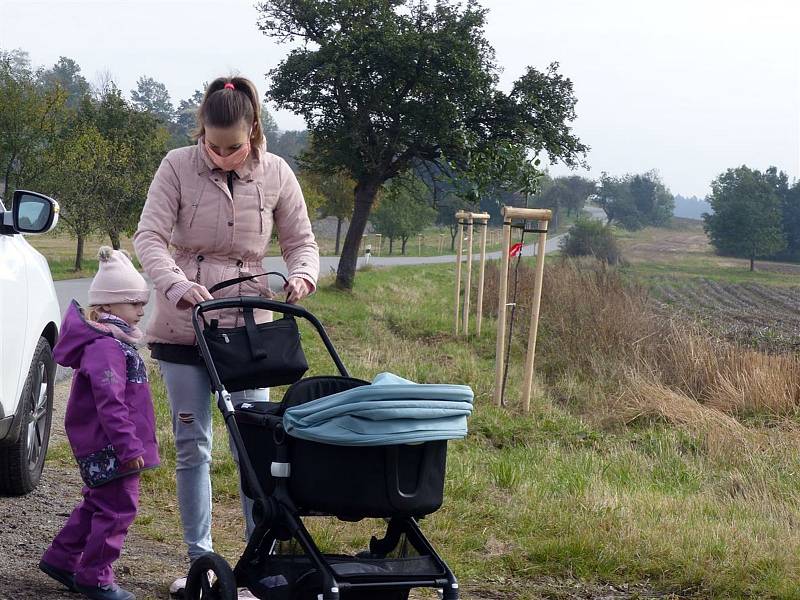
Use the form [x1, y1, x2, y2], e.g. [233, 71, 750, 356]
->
[133, 139, 319, 345]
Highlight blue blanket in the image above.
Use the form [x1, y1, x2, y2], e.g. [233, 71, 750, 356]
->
[282, 372, 474, 446]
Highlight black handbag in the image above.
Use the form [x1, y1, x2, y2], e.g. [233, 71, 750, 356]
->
[200, 272, 308, 392]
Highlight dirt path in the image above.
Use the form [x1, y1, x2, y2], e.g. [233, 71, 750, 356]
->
[0, 378, 186, 600]
[0, 465, 186, 600]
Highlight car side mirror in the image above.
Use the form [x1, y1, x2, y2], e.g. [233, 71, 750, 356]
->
[7, 190, 59, 234]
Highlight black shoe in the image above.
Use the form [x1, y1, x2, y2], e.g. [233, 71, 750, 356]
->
[73, 581, 135, 600]
[39, 560, 77, 592]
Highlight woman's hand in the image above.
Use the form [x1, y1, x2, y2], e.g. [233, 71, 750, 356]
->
[284, 277, 312, 304]
[180, 284, 214, 307]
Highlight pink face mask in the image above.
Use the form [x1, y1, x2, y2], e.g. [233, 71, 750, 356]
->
[204, 139, 251, 172]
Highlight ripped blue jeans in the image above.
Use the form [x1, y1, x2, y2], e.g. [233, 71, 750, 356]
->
[157, 360, 268, 561]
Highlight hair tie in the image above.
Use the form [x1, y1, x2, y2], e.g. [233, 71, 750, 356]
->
[224, 82, 235, 90]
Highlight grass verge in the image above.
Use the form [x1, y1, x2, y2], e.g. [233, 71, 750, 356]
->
[46, 258, 800, 599]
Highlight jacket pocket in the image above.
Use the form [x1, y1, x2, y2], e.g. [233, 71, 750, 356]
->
[258, 187, 277, 235]
[76, 444, 120, 488]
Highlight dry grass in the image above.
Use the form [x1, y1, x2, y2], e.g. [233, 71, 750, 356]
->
[483, 257, 800, 432]
[611, 375, 754, 458]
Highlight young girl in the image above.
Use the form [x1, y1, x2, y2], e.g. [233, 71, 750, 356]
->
[134, 75, 318, 598]
[39, 247, 158, 600]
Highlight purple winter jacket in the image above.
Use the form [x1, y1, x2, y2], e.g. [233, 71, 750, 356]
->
[55, 301, 159, 486]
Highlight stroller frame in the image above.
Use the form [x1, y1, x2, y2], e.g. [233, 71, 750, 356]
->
[192, 296, 460, 600]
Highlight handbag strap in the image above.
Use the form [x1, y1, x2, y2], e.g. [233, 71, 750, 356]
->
[200, 271, 290, 330]
[243, 307, 269, 360]
[208, 271, 289, 295]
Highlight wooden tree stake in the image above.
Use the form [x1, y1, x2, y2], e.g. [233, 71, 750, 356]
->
[493, 207, 552, 409]
[476, 218, 489, 336]
[453, 212, 467, 335]
[462, 215, 474, 335]
[521, 220, 549, 411]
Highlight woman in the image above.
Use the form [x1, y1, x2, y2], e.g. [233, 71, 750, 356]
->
[133, 76, 319, 597]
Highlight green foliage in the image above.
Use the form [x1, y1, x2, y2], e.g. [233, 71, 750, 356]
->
[269, 129, 309, 172]
[559, 175, 596, 216]
[779, 183, 800, 261]
[1, 51, 169, 267]
[596, 170, 674, 230]
[130, 75, 174, 123]
[371, 175, 436, 254]
[38, 56, 91, 109]
[0, 50, 68, 196]
[435, 189, 477, 251]
[457, 140, 545, 209]
[630, 172, 673, 227]
[301, 169, 355, 254]
[314, 171, 355, 220]
[258, 0, 586, 288]
[85, 84, 169, 246]
[560, 218, 621, 264]
[173, 87, 205, 146]
[703, 165, 787, 270]
[36, 121, 110, 269]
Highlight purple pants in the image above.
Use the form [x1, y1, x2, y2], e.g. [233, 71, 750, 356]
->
[42, 474, 140, 586]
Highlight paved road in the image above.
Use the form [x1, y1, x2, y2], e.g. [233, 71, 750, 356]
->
[53, 231, 568, 321]
[53, 205, 609, 322]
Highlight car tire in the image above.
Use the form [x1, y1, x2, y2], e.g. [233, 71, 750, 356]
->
[0, 337, 55, 495]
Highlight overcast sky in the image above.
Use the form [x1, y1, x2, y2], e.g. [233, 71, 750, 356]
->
[1, 0, 798, 197]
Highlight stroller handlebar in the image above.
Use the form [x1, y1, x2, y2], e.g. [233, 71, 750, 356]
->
[194, 296, 312, 320]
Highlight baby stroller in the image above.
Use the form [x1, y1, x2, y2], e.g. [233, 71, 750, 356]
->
[189, 291, 470, 600]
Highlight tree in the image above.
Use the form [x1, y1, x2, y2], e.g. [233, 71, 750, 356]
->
[269, 130, 309, 172]
[0, 51, 68, 197]
[703, 166, 786, 271]
[435, 190, 477, 251]
[304, 170, 355, 255]
[779, 181, 800, 260]
[0, 48, 31, 79]
[297, 172, 324, 216]
[174, 87, 205, 144]
[258, 0, 586, 288]
[131, 76, 174, 122]
[37, 122, 111, 270]
[39, 57, 91, 108]
[372, 175, 436, 254]
[595, 173, 638, 228]
[559, 175, 595, 216]
[596, 171, 673, 230]
[629, 170, 673, 227]
[260, 103, 280, 145]
[537, 178, 564, 232]
[87, 84, 169, 248]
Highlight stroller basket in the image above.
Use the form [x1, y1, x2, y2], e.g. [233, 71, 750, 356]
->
[235, 376, 448, 519]
[246, 554, 445, 600]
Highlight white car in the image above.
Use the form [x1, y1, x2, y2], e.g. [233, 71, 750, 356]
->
[0, 190, 61, 494]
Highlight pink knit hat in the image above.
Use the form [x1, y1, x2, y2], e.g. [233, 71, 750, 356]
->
[88, 246, 150, 305]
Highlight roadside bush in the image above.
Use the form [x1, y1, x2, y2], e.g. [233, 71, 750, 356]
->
[560, 218, 621, 264]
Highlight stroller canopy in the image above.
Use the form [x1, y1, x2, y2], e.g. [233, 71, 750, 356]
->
[283, 372, 474, 446]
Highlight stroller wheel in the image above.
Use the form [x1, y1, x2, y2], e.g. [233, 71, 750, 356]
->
[185, 552, 237, 600]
